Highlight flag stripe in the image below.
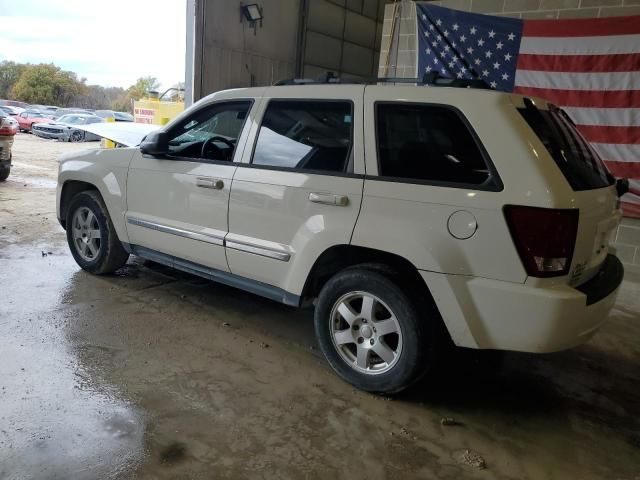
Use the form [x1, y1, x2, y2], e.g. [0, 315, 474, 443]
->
[513, 86, 640, 108]
[519, 34, 640, 55]
[591, 143, 640, 163]
[522, 16, 640, 38]
[516, 53, 640, 73]
[562, 107, 640, 127]
[515, 70, 640, 91]
[605, 161, 640, 179]
[577, 125, 640, 144]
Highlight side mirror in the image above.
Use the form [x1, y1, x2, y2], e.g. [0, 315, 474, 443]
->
[140, 131, 169, 156]
[616, 178, 629, 198]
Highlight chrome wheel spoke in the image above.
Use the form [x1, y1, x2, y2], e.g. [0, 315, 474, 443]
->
[85, 210, 96, 228]
[356, 345, 369, 369]
[89, 229, 101, 239]
[334, 329, 353, 346]
[337, 302, 358, 326]
[372, 342, 395, 364]
[360, 295, 375, 322]
[86, 241, 98, 258]
[374, 318, 398, 337]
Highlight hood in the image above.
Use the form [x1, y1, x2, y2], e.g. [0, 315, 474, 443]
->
[72, 122, 160, 147]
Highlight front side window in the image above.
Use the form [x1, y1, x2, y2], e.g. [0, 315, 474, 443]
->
[376, 104, 492, 186]
[252, 100, 353, 173]
[167, 101, 251, 161]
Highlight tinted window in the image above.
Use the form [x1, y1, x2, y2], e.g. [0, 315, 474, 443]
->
[376, 104, 491, 186]
[167, 101, 251, 161]
[518, 101, 613, 191]
[252, 101, 353, 173]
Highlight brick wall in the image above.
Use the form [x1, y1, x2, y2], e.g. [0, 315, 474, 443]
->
[616, 218, 640, 266]
[378, 0, 640, 267]
[437, 0, 640, 19]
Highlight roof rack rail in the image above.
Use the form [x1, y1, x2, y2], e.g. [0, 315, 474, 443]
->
[274, 71, 491, 90]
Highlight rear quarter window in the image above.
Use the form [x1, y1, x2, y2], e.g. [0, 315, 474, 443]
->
[375, 103, 497, 188]
[518, 100, 614, 191]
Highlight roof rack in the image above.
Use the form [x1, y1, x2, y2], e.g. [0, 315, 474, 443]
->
[274, 71, 491, 90]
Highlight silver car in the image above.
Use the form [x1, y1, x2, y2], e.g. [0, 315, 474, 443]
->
[32, 114, 104, 142]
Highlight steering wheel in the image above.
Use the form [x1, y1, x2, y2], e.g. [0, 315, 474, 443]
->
[201, 136, 235, 160]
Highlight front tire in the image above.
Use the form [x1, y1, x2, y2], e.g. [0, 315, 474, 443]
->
[69, 130, 84, 142]
[314, 268, 436, 394]
[66, 190, 129, 274]
[0, 161, 10, 182]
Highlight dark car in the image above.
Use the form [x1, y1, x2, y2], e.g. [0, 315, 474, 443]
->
[32, 114, 104, 142]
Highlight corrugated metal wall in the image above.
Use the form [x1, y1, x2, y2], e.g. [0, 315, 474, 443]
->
[301, 0, 387, 79]
[193, 0, 389, 100]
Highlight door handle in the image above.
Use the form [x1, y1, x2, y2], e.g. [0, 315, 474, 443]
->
[196, 177, 224, 190]
[309, 192, 349, 206]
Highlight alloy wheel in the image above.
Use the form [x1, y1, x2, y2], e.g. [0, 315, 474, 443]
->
[329, 291, 403, 375]
[71, 207, 102, 262]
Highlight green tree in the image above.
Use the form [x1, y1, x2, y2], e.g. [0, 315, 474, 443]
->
[127, 76, 161, 101]
[0, 61, 27, 99]
[11, 63, 87, 106]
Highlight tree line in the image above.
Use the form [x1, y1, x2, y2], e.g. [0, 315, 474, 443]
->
[0, 61, 164, 112]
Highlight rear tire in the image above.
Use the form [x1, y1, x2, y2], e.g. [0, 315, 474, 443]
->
[0, 165, 9, 182]
[314, 267, 436, 394]
[65, 190, 129, 274]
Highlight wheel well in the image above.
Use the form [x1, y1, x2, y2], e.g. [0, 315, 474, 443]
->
[302, 245, 431, 302]
[59, 181, 98, 229]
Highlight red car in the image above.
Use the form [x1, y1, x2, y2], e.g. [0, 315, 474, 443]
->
[16, 110, 50, 132]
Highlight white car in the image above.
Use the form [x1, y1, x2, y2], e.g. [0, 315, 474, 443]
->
[56, 81, 625, 394]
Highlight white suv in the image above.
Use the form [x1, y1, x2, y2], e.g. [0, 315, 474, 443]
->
[57, 83, 625, 394]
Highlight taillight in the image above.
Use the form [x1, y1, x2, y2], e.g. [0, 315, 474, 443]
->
[504, 206, 579, 278]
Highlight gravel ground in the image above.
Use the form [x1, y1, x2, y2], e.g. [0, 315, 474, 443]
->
[0, 132, 639, 479]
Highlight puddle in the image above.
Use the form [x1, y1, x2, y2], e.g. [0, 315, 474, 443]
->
[0, 244, 145, 479]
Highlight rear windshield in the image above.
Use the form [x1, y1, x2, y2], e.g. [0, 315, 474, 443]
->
[518, 101, 614, 191]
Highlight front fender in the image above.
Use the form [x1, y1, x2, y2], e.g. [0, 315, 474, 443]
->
[57, 147, 137, 243]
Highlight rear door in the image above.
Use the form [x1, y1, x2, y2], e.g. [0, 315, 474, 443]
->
[514, 98, 621, 285]
[226, 86, 365, 296]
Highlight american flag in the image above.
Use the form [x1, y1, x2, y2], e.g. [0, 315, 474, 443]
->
[417, 3, 640, 217]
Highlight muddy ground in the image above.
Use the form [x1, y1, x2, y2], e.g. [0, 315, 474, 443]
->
[0, 133, 639, 480]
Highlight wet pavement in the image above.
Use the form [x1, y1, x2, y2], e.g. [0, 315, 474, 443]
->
[0, 134, 639, 479]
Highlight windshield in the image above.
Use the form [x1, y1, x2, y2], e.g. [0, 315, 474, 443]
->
[58, 115, 87, 125]
[518, 101, 614, 191]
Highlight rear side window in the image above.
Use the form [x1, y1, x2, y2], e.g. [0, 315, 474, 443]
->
[376, 104, 492, 187]
[252, 100, 353, 173]
[518, 101, 613, 191]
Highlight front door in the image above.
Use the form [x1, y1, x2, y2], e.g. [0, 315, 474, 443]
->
[226, 87, 366, 296]
[126, 100, 255, 272]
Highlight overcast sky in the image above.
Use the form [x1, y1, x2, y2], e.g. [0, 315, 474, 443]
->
[0, 0, 186, 90]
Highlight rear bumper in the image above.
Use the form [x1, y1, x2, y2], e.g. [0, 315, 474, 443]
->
[422, 254, 624, 353]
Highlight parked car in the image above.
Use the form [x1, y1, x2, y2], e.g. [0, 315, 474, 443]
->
[52, 108, 93, 120]
[0, 114, 18, 181]
[0, 99, 30, 109]
[32, 114, 104, 142]
[57, 81, 625, 394]
[94, 110, 133, 122]
[16, 110, 50, 132]
[114, 111, 134, 122]
[0, 105, 24, 116]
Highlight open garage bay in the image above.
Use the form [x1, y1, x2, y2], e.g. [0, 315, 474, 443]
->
[1, 133, 639, 479]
